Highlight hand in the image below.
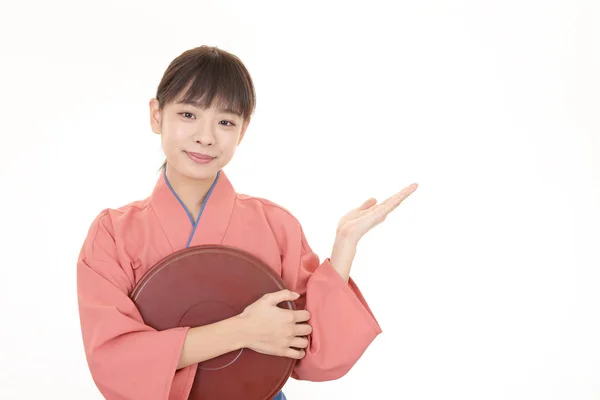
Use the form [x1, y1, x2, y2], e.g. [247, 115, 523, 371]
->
[336, 183, 418, 245]
[237, 289, 312, 359]
[330, 183, 418, 282]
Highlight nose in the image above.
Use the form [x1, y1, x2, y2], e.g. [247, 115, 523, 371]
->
[193, 123, 216, 146]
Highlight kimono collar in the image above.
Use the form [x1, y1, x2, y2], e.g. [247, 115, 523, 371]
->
[149, 168, 236, 252]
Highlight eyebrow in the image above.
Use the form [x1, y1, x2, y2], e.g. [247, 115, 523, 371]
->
[176, 100, 241, 116]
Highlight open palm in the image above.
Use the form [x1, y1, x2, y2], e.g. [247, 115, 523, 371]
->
[336, 183, 418, 244]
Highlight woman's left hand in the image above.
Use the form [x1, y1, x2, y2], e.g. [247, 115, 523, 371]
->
[329, 182, 418, 282]
[336, 183, 419, 245]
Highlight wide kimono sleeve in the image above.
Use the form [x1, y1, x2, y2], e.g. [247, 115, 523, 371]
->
[275, 210, 383, 382]
[76, 211, 192, 400]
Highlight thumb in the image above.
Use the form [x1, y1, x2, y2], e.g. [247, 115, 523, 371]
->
[266, 289, 300, 305]
[357, 198, 377, 210]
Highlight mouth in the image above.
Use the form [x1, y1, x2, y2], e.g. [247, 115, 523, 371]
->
[185, 151, 216, 164]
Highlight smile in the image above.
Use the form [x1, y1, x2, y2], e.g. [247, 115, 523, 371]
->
[185, 151, 215, 164]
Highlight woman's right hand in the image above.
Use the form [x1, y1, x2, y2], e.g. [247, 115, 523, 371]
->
[237, 289, 312, 359]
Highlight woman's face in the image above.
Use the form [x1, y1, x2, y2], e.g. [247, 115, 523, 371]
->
[149, 96, 249, 181]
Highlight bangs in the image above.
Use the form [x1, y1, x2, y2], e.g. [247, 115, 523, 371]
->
[156, 46, 255, 120]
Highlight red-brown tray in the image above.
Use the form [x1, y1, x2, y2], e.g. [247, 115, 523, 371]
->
[130, 245, 297, 399]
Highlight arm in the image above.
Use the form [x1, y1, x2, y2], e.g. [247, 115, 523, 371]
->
[77, 212, 245, 399]
[177, 317, 246, 369]
[329, 234, 357, 283]
[277, 218, 382, 382]
[78, 254, 187, 400]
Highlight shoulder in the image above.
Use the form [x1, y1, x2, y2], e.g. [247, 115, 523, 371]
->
[235, 193, 303, 234]
[234, 193, 314, 258]
[81, 197, 151, 252]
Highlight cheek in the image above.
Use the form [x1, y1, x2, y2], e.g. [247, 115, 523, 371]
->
[221, 136, 240, 156]
[160, 134, 176, 155]
[161, 127, 188, 154]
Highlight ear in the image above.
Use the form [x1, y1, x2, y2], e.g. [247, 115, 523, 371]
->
[149, 98, 163, 134]
[238, 118, 251, 144]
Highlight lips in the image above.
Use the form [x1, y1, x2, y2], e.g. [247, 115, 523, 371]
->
[186, 151, 215, 161]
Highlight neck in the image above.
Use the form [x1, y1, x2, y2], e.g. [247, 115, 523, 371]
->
[164, 165, 217, 220]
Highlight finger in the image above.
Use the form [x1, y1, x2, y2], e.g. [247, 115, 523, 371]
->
[356, 198, 377, 211]
[283, 348, 306, 360]
[265, 289, 300, 305]
[388, 183, 418, 204]
[378, 183, 419, 213]
[352, 183, 418, 230]
[398, 183, 419, 198]
[291, 310, 311, 323]
[289, 336, 309, 349]
[294, 322, 313, 336]
[399, 183, 418, 199]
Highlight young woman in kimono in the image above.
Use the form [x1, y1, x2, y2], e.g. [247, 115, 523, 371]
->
[76, 45, 418, 400]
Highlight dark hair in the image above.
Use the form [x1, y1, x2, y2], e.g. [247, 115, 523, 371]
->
[155, 45, 256, 169]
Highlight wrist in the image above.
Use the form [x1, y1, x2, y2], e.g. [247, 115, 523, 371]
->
[333, 233, 358, 250]
[230, 314, 250, 350]
[330, 237, 357, 282]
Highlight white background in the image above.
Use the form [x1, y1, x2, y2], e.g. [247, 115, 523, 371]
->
[1, 0, 599, 399]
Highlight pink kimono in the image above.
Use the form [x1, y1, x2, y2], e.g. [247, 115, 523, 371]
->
[77, 169, 382, 400]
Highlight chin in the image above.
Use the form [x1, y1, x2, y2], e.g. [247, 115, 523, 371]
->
[184, 161, 222, 181]
[183, 166, 220, 181]
[165, 158, 219, 181]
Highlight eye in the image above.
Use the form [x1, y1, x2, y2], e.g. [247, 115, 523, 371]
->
[219, 120, 236, 127]
[180, 112, 195, 119]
